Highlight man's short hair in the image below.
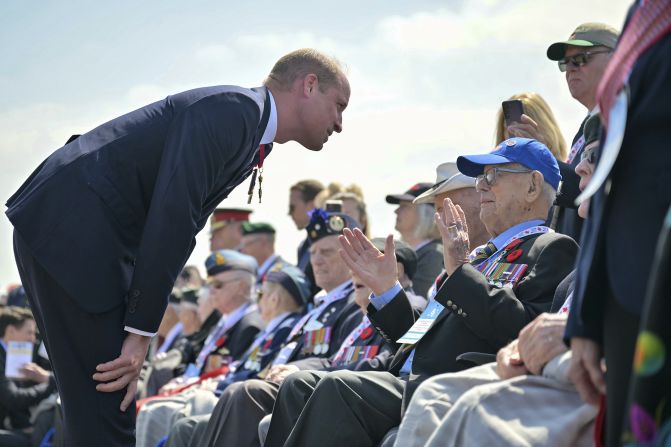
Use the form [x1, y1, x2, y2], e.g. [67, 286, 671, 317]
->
[291, 179, 325, 203]
[0, 307, 34, 338]
[265, 49, 344, 92]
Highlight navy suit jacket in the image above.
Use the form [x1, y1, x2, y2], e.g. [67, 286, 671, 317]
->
[6, 86, 271, 333]
[567, 19, 671, 341]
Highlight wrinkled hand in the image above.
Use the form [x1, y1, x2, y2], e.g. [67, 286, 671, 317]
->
[435, 198, 470, 275]
[338, 229, 398, 296]
[517, 313, 569, 375]
[506, 114, 541, 141]
[496, 339, 527, 379]
[19, 363, 50, 384]
[265, 364, 299, 385]
[93, 332, 152, 412]
[568, 337, 605, 405]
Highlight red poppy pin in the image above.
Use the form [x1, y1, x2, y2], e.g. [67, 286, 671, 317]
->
[360, 327, 374, 340]
[506, 249, 523, 262]
[505, 239, 522, 251]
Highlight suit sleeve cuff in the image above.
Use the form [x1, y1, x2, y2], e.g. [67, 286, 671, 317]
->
[369, 282, 402, 310]
[124, 326, 156, 337]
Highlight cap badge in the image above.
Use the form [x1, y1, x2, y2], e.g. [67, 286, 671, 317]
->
[328, 216, 345, 232]
[310, 230, 318, 239]
[215, 253, 226, 266]
[506, 140, 517, 147]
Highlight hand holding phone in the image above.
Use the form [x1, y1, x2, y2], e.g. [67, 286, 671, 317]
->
[502, 100, 524, 126]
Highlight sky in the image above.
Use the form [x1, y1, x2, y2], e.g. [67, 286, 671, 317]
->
[0, 0, 631, 288]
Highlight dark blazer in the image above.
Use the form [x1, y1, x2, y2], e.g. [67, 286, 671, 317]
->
[217, 312, 302, 388]
[207, 308, 265, 366]
[554, 122, 587, 243]
[368, 232, 578, 403]
[567, 31, 671, 341]
[413, 239, 444, 298]
[284, 291, 362, 367]
[5, 86, 271, 333]
[0, 345, 57, 429]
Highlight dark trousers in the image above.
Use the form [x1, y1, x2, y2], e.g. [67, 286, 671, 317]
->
[603, 292, 640, 447]
[199, 379, 280, 447]
[13, 231, 135, 447]
[266, 370, 404, 447]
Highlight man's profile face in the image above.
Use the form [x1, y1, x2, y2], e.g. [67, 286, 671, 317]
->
[299, 74, 350, 151]
[288, 189, 312, 229]
[477, 164, 532, 235]
[564, 45, 611, 108]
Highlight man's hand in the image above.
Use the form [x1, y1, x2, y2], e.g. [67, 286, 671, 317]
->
[93, 332, 152, 412]
[435, 198, 470, 275]
[506, 114, 542, 141]
[517, 313, 569, 375]
[338, 228, 398, 296]
[19, 363, 51, 384]
[265, 364, 299, 385]
[568, 337, 605, 405]
[496, 339, 527, 379]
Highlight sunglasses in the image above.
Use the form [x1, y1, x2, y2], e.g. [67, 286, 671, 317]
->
[580, 144, 598, 164]
[475, 167, 533, 192]
[558, 50, 612, 72]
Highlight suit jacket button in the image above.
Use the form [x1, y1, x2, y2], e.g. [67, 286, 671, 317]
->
[457, 309, 463, 315]
[446, 300, 453, 306]
[462, 312, 467, 317]
[130, 289, 141, 298]
[451, 304, 457, 310]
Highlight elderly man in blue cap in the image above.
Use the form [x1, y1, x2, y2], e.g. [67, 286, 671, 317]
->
[260, 138, 579, 447]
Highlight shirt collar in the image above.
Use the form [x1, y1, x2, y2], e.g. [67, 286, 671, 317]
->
[489, 219, 546, 250]
[414, 239, 432, 251]
[315, 280, 353, 306]
[258, 254, 278, 277]
[260, 90, 277, 145]
[226, 302, 252, 323]
[264, 311, 291, 335]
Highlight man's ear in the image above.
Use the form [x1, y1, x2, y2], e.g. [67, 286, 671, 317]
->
[303, 74, 318, 96]
[527, 171, 543, 201]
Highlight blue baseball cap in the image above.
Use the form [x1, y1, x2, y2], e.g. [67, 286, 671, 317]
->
[205, 249, 258, 277]
[456, 138, 561, 190]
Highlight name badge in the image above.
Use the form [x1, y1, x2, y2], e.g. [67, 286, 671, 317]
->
[397, 300, 445, 344]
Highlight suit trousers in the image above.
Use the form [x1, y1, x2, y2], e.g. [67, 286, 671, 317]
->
[13, 231, 135, 446]
[265, 370, 405, 447]
[197, 379, 280, 447]
[603, 292, 640, 446]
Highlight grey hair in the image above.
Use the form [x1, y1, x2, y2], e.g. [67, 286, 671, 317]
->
[413, 203, 440, 240]
[541, 182, 557, 211]
[230, 271, 256, 301]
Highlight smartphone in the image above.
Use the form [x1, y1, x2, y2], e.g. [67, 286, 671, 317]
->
[324, 199, 343, 213]
[502, 100, 524, 126]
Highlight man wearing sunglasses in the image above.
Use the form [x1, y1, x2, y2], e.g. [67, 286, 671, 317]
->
[545, 22, 618, 243]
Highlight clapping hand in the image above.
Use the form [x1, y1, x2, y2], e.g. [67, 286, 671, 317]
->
[435, 198, 470, 275]
[338, 228, 398, 296]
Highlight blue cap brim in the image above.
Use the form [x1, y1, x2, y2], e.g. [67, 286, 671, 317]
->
[456, 154, 513, 177]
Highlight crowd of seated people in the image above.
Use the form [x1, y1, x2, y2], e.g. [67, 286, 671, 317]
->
[5, 13, 671, 447]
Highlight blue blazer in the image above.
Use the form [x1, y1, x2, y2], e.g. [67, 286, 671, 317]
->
[6, 86, 272, 333]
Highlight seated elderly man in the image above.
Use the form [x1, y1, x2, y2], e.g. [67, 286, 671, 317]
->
[393, 116, 601, 447]
[262, 137, 578, 447]
[143, 250, 264, 398]
[135, 264, 310, 447]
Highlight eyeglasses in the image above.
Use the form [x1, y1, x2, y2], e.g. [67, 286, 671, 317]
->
[558, 50, 612, 72]
[476, 167, 533, 192]
[580, 145, 598, 164]
[206, 277, 240, 290]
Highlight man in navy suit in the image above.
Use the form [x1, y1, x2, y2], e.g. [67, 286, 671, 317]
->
[6, 48, 350, 446]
